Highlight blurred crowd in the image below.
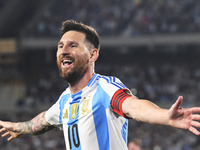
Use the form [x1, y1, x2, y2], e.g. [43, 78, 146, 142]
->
[0, 0, 6, 9]
[23, 0, 200, 37]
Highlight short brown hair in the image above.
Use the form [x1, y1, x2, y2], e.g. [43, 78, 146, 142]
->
[61, 20, 100, 51]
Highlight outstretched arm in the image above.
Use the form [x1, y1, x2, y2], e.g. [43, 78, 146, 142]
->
[122, 96, 200, 135]
[0, 111, 55, 141]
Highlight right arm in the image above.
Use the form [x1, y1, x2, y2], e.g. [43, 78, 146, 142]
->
[122, 96, 200, 135]
[0, 111, 55, 141]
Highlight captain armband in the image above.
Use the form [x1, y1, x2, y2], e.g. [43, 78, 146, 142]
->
[111, 89, 135, 118]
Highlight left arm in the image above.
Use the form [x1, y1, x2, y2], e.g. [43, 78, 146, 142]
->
[122, 96, 200, 135]
[0, 111, 55, 141]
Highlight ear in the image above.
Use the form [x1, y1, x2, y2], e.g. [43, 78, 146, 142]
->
[89, 48, 99, 63]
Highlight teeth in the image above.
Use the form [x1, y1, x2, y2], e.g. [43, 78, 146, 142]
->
[63, 60, 72, 63]
[63, 60, 72, 64]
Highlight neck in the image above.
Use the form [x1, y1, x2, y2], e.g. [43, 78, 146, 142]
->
[68, 71, 95, 94]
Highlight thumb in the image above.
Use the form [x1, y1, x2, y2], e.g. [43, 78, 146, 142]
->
[172, 96, 183, 110]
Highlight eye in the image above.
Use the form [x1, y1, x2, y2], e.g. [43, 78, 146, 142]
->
[70, 43, 78, 48]
[58, 44, 63, 49]
[71, 45, 76, 48]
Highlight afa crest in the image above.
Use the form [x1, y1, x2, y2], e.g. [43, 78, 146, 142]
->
[81, 96, 90, 115]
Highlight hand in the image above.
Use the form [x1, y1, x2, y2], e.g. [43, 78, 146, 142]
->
[0, 120, 21, 141]
[168, 96, 200, 135]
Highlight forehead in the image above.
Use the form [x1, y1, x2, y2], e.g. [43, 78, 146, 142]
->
[60, 31, 86, 43]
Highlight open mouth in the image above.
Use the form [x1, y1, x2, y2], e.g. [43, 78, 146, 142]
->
[62, 59, 73, 67]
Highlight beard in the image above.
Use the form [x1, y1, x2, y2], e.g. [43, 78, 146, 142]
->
[57, 59, 89, 86]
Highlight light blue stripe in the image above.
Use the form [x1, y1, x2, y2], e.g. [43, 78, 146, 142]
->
[121, 119, 128, 144]
[59, 93, 71, 123]
[92, 86, 110, 150]
[68, 91, 82, 150]
[68, 91, 82, 125]
[68, 122, 82, 150]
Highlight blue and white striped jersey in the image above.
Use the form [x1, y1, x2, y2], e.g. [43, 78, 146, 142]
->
[45, 74, 132, 150]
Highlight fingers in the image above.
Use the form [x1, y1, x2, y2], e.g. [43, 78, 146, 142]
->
[189, 126, 200, 136]
[173, 96, 200, 114]
[192, 114, 200, 120]
[191, 120, 200, 128]
[188, 119, 200, 135]
[7, 136, 13, 141]
[0, 127, 13, 141]
[0, 127, 7, 134]
[2, 131, 10, 138]
[0, 127, 10, 138]
[189, 107, 200, 114]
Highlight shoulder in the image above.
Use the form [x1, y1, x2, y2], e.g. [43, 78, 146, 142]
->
[93, 74, 129, 98]
[98, 74, 127, 89]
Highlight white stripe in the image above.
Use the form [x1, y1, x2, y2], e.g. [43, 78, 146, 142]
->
[106, 109, 128, 150]
[78, 90, 99, 150]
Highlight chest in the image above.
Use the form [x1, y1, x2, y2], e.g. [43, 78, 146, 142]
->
[60, 85, 113, 130]
[62, 95, 93, 124]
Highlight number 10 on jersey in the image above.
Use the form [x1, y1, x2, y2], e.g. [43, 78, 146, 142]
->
[68, 123, 80, 149]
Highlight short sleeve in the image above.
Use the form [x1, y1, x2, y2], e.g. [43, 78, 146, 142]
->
[45, 100, 63, 130]
[111, 89, 133, 118]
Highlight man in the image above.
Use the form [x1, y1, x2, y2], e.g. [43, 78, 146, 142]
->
[1, 20, 200, 150]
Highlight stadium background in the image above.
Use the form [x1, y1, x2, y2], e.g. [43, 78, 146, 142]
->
[1, 0, 200, 149]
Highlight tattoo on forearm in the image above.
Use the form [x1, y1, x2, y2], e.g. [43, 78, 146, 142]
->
[18, 112, 55, 135]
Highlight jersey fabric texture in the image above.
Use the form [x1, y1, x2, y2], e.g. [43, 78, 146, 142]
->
[45, 74, 132, 150]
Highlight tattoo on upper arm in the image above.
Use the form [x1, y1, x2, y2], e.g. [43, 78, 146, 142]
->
[18, 112, 55, 135]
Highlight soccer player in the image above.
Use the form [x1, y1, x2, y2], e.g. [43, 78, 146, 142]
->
[1, 20, 200, 150]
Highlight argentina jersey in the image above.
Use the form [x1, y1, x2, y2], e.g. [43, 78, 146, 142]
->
[45, 74, 131, 150]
